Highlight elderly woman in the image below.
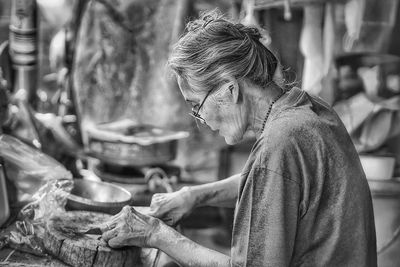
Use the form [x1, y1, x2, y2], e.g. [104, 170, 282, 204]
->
[101, 10, 377, 266]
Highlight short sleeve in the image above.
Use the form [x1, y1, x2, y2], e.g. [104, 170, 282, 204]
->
[231, 167, 301, 267]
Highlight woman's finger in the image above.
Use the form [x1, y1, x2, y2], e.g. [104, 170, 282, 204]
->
[108, 236, 129, 248]
[134, 206, 152, 216]
[98, 210, 126, 232]
[161, 215, 176, 226]
[101, 228, 120, 242]
[130, 206, 146, 217]
[151, 193, 165, 201]
[99, 219, 118, 232]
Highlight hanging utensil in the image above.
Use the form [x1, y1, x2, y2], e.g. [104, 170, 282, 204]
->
[241, 0, 259, 27]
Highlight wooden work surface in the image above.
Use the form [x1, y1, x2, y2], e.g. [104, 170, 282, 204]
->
[0, 210, 159, 267]
[0, 247, 68, 266]
[0, 247, 158, 267]
[44, 211, 141, 267]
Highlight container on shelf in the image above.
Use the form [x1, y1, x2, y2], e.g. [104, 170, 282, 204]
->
[359, 154, 396, 180]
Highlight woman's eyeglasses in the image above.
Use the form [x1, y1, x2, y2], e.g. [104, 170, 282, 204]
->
[189, 89, 213, 124]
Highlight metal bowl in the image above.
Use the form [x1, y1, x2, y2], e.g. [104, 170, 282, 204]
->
[66, 179, 132, 215]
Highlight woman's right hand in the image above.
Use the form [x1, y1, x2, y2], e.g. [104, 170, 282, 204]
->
[148, 187, 196, 226]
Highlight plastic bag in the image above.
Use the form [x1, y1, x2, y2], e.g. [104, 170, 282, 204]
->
[0, 134, 72, 203]
[1, 179, 73, 256]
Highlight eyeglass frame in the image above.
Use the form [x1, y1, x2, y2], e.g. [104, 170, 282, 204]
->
[189, 89, 214, 124]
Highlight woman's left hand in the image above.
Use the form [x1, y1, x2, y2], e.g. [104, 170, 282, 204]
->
[100, 205, 161, 248]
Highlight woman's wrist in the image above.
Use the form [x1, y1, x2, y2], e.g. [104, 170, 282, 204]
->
[180, 186, 198, 208]
[147, 217, 165, 248]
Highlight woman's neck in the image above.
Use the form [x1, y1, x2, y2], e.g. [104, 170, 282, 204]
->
[244, 82, 283, 138]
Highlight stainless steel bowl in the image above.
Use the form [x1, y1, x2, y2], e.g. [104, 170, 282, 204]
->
[66, 179, 132, 214]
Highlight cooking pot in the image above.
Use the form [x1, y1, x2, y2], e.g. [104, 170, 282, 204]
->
[66, 179, 132, 214]
[86, 119, 189, 166]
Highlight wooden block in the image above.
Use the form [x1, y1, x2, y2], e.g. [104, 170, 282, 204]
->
[44, 211, 141, 267]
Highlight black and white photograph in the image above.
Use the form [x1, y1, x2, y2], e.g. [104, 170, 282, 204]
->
[0, 0, 399, 266]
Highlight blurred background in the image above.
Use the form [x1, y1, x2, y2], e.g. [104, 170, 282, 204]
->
[1, 0, 400, 266]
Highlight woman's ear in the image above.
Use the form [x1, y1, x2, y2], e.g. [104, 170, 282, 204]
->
[218, 79, 239, 103]
[230, 80, 240, 103]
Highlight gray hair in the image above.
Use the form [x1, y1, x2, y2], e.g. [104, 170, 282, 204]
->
[168, 9, 279, 93]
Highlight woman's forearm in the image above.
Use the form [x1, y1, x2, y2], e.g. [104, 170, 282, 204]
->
[153, 223, 230, 267]
[186, 173, 241, 208]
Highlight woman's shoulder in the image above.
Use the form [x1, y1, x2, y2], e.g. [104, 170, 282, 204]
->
[253, 111, 332, 166]
[264, 111, 326, 147]
[268, 93, 343, 144]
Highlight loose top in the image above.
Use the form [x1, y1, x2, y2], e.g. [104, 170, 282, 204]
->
[231, 87, 377, 267]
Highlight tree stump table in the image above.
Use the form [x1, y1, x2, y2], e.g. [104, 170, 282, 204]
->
[44, 211, 142, 267]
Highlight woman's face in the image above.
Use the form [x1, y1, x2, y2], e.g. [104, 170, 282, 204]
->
[178, 77, 248, 145]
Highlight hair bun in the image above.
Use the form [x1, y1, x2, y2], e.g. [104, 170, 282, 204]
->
[201, 9, 222, 24]
[187, 9, 224, 32]
[247, 27, 262, 40]
[202, 14, 215, 26]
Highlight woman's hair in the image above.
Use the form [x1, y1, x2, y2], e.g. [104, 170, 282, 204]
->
[168, 9, 279, 93]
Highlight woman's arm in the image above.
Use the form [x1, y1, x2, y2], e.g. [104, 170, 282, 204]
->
[187, 173, 241, 208]
[101, 206, 230, 267]
[151, 223, 230, 267]
[149, 173, 241, 225]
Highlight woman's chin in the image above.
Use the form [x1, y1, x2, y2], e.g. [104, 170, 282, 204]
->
[222, 133, 241, 145]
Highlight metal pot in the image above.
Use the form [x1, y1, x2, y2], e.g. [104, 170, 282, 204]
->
[86, 120, 189, 167]
[88, 137, 178, 167]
